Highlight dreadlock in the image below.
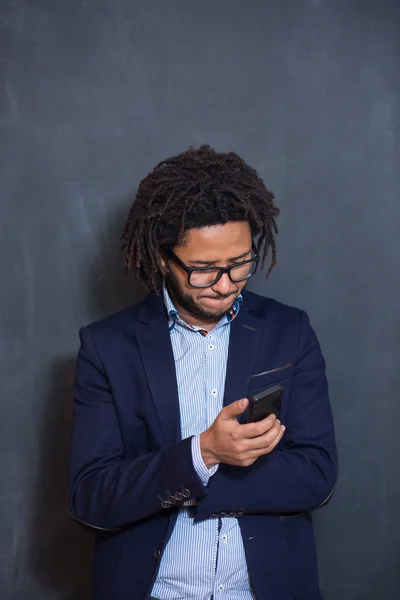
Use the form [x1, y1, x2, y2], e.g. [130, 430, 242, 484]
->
[122, 145, 280, 293]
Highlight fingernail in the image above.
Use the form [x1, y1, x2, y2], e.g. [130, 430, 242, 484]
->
[239, 399, 246, 407]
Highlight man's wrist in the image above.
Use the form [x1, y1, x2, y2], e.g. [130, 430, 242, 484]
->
[200, 430, 218, 468]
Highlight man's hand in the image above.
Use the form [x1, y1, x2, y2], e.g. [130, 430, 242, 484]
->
[200, 399, 285, 468]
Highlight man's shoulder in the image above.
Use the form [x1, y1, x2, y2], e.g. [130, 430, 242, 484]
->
[81, 293, 162, 337]
[243, 288, 304, 322]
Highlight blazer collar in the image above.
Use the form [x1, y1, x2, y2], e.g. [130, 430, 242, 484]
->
[137, 288, 261, 325]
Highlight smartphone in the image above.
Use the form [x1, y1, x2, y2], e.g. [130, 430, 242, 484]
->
[247, 384, 283, 423]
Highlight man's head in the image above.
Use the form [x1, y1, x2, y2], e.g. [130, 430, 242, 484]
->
[122, 145, 279, 320]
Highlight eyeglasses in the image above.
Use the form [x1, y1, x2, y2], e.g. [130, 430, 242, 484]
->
[165, 245, 259, 288]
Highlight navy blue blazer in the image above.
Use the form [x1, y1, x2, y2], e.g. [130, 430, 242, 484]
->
[69, 289, 338, 600]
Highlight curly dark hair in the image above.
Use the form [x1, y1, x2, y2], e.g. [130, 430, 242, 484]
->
[122, 145, 280, 293]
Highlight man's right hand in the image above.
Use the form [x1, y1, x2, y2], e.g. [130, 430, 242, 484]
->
[200, 399, 285, 468]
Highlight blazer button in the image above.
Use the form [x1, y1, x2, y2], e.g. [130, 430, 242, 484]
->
[154, 548, 161, 560]
[181, 488, 191, 498]
[174, 492, 183, 502]
[161, 500, 170, 509]
[237, 511, 245, 517]
[209, 513, 219, 518]
[220, 512, 227, 517]
[167, 495, 177, 505]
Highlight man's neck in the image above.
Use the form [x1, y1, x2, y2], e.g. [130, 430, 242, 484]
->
[174, 303, 220, 331]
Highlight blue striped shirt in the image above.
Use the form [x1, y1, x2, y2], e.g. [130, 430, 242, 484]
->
[151, 287, 254, 600]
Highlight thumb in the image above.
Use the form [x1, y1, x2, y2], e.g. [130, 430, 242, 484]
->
[223, 398, 249, 419]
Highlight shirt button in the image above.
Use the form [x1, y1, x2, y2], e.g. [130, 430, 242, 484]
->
[211, 389, 217, 396]
[218, 584, 224, 592]
[208, 344, 215, 350]
[221, 534, 227, 542]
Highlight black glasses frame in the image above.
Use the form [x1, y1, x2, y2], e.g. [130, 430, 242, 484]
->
[165, 244, 259, 288]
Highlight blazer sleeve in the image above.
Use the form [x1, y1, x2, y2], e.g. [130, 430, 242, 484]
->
[68, 326, 206, 531]
[195, 311, 338, 521]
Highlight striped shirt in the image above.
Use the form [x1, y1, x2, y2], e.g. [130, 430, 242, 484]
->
[151, 287, 254, 600]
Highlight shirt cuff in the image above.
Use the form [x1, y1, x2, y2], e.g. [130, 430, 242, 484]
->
[191, 434, 219, 485]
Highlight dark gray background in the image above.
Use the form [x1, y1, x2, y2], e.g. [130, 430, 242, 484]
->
[1, 1, 399, 598]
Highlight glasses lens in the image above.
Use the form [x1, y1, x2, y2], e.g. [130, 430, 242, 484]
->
[230, 259, 257, 282]
[189, 270, 220, 288]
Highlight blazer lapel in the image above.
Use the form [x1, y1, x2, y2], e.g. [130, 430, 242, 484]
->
[134, 291, 267, 442]
[223, 293, 265, 422]
[135, 294, 181, 446]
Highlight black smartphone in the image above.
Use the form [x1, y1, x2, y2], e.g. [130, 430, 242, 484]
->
[247, 384, 283, 423]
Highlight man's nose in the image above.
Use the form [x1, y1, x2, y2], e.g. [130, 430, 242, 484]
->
[211, 272, 235, 296]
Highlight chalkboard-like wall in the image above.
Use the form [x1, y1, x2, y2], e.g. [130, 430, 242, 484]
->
[1, 1, 399, 598]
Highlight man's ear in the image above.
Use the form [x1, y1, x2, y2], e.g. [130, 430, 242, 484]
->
[160, 251, 168, 271]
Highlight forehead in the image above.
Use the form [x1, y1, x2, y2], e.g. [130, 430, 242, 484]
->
[177, 221, 252, 257]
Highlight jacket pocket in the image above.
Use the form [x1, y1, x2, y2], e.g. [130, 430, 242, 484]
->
[247, 372, 291, 397]
[248, 362, 292, 393]
[251, 362, 292, 379]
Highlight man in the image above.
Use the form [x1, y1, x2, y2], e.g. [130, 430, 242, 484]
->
[69, 145, 338, 600]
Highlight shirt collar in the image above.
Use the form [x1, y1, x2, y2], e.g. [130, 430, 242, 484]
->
[163, 284, 243, 333]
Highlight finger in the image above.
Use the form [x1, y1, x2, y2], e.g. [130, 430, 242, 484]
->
[259, 428, 285, 455]
[222, 398, 249, 419]
[242, 423, 285, 453]
[258, 423, 285, 449]
[251, 425, 286, 454]
[240, 413, 278, 438]
[234, 429, 284, 466]
[233, 426, 285, 465]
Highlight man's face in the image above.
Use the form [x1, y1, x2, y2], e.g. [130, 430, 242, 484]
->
[164, 221, 253, 322]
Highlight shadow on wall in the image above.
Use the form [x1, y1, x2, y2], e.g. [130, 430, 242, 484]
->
[27, 201, 146, 598]
[28, 357, 93, 600]
[86, 200, 147, 319]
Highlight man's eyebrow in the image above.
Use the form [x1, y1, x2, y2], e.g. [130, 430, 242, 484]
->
[189, 248, 252, 266]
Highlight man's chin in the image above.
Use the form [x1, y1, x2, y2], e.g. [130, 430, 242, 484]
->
[196, 308, 229, 320]
[195, 300, 234, 320]
[199, 296, 233, 313]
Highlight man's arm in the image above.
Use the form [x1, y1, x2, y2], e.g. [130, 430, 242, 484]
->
[195, 311, 338, 521]
[69, 326, 206, 531]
